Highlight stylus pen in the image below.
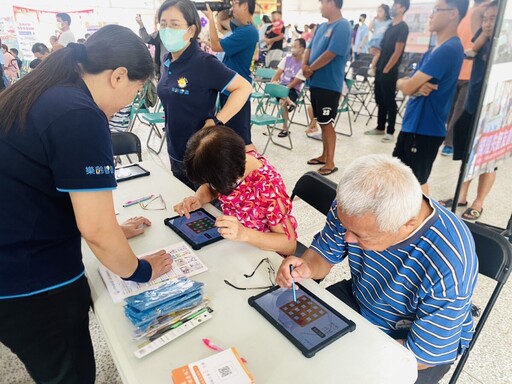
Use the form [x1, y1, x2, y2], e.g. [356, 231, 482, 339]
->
[123, 194, 154, 207]
[290, 264, 297, 302]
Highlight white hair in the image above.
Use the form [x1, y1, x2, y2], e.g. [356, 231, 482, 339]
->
[336, 154, 423, 233]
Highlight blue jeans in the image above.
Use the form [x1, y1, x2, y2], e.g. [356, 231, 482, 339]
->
[169, 157, 198, 191]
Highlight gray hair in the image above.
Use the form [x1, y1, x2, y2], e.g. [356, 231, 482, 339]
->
[336, 155, 423, 233]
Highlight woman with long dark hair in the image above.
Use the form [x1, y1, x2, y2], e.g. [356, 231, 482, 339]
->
[0, 25, 172, 383]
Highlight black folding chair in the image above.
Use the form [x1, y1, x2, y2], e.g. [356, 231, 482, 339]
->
[448, 221, 512, 383]
[290, 171, 338, 257]
[111, 131, 142, 166]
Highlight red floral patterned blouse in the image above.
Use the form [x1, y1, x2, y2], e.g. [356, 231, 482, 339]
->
[218, 151, 298, 239]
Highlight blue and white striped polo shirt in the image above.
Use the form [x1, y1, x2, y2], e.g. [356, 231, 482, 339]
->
[311, 197, 478, 366]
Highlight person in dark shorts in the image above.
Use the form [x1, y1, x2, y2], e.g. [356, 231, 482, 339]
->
[303, 0, 352, 176]
[393, 0, 468, 194]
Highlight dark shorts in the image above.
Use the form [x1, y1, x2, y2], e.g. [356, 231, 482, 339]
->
[277, 88, 299, 104]
[453, 110, 474, 161]
[392, 132, 444, 185]
[310, 87, 341, 125]
[219, 93, 252, 145]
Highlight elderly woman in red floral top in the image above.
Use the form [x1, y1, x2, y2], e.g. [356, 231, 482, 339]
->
[173, 125, 298, 255]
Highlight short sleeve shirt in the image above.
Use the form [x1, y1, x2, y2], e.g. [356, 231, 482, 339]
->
[0, 80, 116, 298]
[354, 23, 369, 53]
[308, 18, 352, 92]
[277, 56, 305, 92]
[377, 21, 409, 73]
[220, 22, 259, 83]
[58, 30, 76, 47]
[311, 198, 478, 366]
[402, 37, 464, 137]
[157, 41, 237, 161]
[218, 151, 298, 242]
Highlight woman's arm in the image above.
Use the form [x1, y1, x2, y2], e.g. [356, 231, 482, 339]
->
[70, 191, 172, 280]
[215, 215, 297, 255]
[173, 184, 218, 219]
[210, 75, 252, 126]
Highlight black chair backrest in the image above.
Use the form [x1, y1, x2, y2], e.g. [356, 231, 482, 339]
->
[448, 221, 512, 383]
[111, 132, 142, 162]
[469, 221, 512, 283]
[290, 171, 337, 216]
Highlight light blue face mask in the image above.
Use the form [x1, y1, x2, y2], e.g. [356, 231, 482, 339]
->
[160, 27, 190, 53]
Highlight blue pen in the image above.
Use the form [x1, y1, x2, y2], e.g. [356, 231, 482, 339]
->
[123, 194, 154, 207]
[289, 264, 297, 302]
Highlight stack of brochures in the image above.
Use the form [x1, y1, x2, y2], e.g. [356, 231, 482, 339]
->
[123, 278, 213, 358]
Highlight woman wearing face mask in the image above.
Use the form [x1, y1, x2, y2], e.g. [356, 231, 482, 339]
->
[157, 0, 252, 189]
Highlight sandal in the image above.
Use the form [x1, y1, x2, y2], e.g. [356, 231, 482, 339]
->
[307, 158, 326, 165]
[462, 207, 483, 220]
[438, 198, 468, 208]
[278, 130, 289, 138]
[318, 167, 338, 176]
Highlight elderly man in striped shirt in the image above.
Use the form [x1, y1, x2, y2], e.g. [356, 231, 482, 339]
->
[278, 154, 478, 384]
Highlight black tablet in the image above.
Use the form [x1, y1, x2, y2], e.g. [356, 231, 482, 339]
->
[248, 284, 356, 358]
[164, 208, 223, 250]
[115, 164, 150, 182]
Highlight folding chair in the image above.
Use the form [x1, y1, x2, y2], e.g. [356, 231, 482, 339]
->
[288, 86, 311, 128]
[290, 171, 337, 257]
[140, 105, 166, 155]
[251, 68, 277, 101]
[127, 80, 154, 132]
[250, 83, 290, 154]
[334, 79, 354, 137]
[448, 221, 512, 383]
[111, 131, 142, 166]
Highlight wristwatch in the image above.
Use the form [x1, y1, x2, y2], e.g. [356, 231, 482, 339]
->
[212, 116, 224, 126]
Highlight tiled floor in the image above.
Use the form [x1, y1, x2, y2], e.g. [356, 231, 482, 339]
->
[1, 98, 511, 384]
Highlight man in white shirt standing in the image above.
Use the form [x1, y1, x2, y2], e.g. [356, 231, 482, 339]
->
[55, 13, 75, 50]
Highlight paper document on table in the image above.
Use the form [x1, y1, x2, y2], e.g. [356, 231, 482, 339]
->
[98, 242, 208, 303]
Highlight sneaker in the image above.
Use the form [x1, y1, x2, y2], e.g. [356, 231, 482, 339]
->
[441, 146, 454, 156]
[307, 131, 322, 141]
[381, 134, 394, 143]
[364, 128, 385, 136]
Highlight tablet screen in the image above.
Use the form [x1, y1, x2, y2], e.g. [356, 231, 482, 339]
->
[166, 209, 222, 247]
[115, 164, 150, 182]
[250, 285, 355, 355]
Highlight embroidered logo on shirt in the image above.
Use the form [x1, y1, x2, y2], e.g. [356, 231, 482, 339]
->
[177, 77, 188, 88]
[85, 165, 115, 175]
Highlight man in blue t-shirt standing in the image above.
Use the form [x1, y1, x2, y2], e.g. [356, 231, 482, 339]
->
[206, 0, 259, 151]
[304, 0, 352, 176]
[392, 0, 469, 194]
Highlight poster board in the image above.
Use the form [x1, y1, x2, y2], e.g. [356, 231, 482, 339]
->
[464, 1, 512, 181]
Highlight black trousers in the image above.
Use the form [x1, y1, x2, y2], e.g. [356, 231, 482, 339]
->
[374, 70, 399, 135]
[0, 276, 95, 384]
[327, 279, 452, 384]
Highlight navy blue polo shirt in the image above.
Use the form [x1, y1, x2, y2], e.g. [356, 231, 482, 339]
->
[0, 80, 116, 298]
[220, 21, 259, 83]
[158, 41, 237, 161]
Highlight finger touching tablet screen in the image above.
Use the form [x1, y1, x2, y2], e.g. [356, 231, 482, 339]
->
[164, 208, 223, 250]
